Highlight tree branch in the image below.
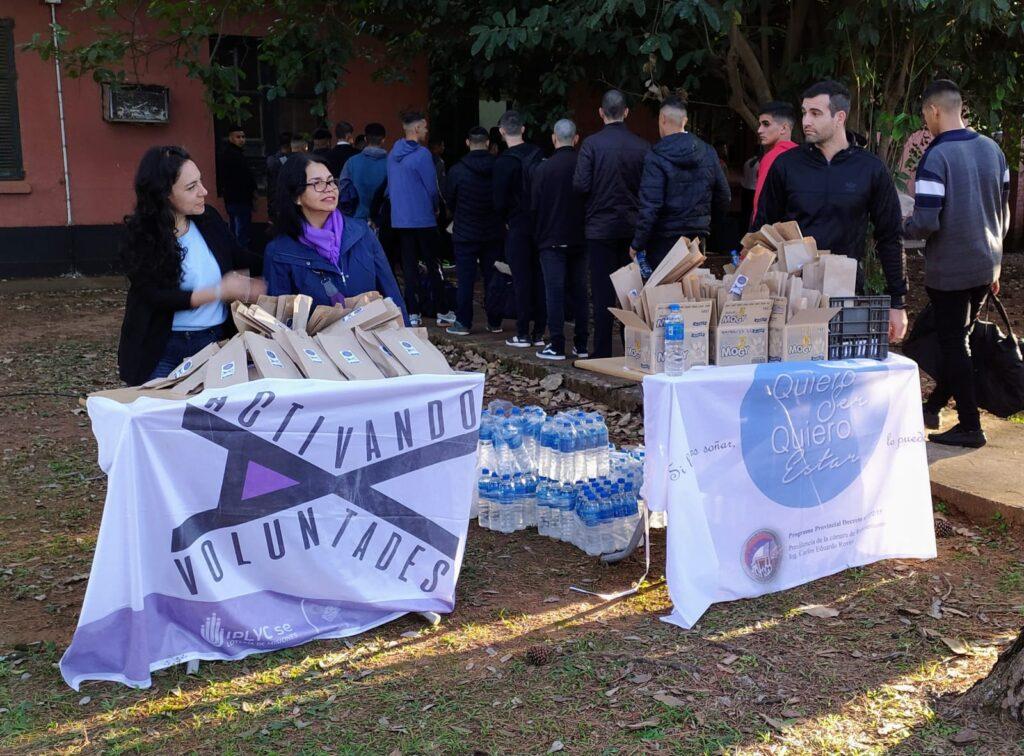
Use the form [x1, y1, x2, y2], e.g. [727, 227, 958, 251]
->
[728, 22, 772, 105]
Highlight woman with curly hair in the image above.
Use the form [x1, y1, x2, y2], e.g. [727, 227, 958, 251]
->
[117, 146, 265, 384]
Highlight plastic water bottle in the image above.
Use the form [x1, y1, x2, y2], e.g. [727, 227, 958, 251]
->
[494, 474, 516, 534]
[477, 471, 498, 530]
[635, 250, 654, 281]
[558, 483, 577, 542]
[539, 419, 558, 480]
[579, 491, 602, 556]
[521, 470, 537, 528]
[536, 478, 552, 536]
[478, 417, 495, 473]
[591, 414, 610, 477]
[510, 473, 527, 532]
[730, 249, 741, 268]
[664, 303, 686, 377]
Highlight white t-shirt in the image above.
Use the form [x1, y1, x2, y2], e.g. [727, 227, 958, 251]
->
[172, 220, 226, 331]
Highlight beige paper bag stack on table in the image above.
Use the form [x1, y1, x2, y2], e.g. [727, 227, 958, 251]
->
[93, 292, 458, 404]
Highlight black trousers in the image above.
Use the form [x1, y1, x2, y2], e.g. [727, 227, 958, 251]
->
[453, 239, 503, 330]
[924, 285, 990, 431]
[539, 245, 589, 354]
[506, 220, 546, 339]
[397, 227, 446, 317]
[587, 237, 632, 358]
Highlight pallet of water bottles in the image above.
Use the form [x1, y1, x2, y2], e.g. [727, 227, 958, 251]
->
[474, 401, 645, 557]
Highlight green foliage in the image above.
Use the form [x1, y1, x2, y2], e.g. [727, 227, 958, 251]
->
[22, 0, 1024, 148]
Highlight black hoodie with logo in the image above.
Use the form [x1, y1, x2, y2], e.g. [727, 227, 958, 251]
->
[752, 141, 907, 307]
[444, 149, 504, 242]
[631, 131, 731, 252]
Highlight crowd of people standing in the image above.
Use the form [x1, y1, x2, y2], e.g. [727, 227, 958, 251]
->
[118, 77, 1009, 448]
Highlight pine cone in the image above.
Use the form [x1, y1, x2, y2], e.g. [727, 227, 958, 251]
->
[524, 645, 554, 666]
[935, 518, 955, 538]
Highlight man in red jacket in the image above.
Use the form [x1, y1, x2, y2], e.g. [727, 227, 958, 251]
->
[750, 101, 797, 226]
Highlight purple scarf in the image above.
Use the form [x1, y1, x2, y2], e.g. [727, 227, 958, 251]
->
[299, 210, 344, 268]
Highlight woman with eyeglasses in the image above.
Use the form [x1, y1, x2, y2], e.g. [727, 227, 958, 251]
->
[263, 153, 407, 319]
[117, 145, 265, 385]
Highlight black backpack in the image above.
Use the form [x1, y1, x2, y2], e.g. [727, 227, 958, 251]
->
[904, 293, 1024, 418]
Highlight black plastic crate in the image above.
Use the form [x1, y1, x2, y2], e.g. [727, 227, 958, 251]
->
[827, 295, 890, 360]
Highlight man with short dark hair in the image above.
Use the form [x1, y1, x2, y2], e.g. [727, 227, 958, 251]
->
[341, 122, 388, 221]
[532, 119, 589, 360]
[573, 89, 649, 358]
[494, 109, 546, 348]
[217, 126, 257, 250]
[904, 79, 1010, 448]
[754, 79, 908, 344]
[265, 131, 292, 216]
[443, 126, 505, 335]
[311, 127, 333, 158]
[387, 111, 453, 326]
[290, 135, 308, 154]
[327, 120, 358, 177]
[630, 97, 730, 271]
[751, 100, 797, 225]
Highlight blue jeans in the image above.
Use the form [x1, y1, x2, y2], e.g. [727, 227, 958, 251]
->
[225, 203, 252, 250]
[539, 245, 589, 354]
[453, 239, 503, 329]
[148, 325, 224, 381]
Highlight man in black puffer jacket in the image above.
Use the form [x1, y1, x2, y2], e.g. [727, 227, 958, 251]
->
[443, 127, 505, 334]
[630, 97, 730, 270]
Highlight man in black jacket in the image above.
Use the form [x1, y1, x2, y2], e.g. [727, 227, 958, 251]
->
[754, 80, 908, 341]
[216, 126, 257, 251]
[443, 127, 505, 335]
[326, 121, 359, 179]
[493, 110, 546, 348]
[630, 97, 730, 271]
[573, 90, 649, 358]
[532, 119, 589, 360]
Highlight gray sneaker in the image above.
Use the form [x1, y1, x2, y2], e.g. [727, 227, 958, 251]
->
[446, 321, 471, 336]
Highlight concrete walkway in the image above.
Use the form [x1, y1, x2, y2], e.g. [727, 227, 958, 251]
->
[927, 414, 1024, 526]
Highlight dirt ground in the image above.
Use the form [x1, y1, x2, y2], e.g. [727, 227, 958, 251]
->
[1, 255, 1024, 754]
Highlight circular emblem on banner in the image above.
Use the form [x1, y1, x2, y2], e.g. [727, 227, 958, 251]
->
[741, 529, 783, 583]
[739, 363, 889, 508]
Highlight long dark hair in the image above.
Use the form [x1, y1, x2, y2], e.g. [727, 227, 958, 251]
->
[122, 146, 191, 285]
[274, 153, 328, 241]
[274, 152, 360, 240]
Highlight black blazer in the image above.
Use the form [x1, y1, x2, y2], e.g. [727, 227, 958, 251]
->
[117, 207, 250, 385]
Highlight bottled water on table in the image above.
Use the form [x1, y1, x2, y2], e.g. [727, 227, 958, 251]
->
[664, 303, 686, 377]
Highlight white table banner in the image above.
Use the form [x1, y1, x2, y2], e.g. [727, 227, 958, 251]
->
[643, 355, 935, 628]
[61, 374, 483, 689]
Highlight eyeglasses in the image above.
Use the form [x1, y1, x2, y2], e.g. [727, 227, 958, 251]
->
[304, 178, 338, 193]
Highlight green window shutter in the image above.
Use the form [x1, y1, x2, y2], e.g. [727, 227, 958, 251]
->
[0, 19, 25, 180]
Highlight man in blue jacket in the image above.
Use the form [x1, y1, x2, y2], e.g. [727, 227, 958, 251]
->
[443, 126, 505, 336]
[630, 97, 730, 271]
[573, 90, 649, 358]
[387, 111, 454, 327]
[341, 122, 388, 221]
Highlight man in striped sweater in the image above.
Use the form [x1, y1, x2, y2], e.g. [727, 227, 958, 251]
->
[903, 79, 1011, 448]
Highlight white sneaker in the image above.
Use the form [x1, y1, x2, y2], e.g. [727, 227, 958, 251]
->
[506, 336, 532, 348]
[436, 311, 457, 325]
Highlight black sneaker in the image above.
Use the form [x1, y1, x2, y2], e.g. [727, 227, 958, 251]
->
[572, 346, 589, 359]
[532, 335, 546, 347]
[486, 324, 503, 334]
[506, 336, 532, 348]
[536, 344, 566, 360]
[445, 321, 471, 336]
[922, 404, 941, 430]
[928, 424, 986, 449]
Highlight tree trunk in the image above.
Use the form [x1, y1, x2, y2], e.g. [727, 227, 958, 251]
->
[960, 626, 1024, 723]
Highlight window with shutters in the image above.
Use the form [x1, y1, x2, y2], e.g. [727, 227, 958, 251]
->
[0, 19, 25, 181]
